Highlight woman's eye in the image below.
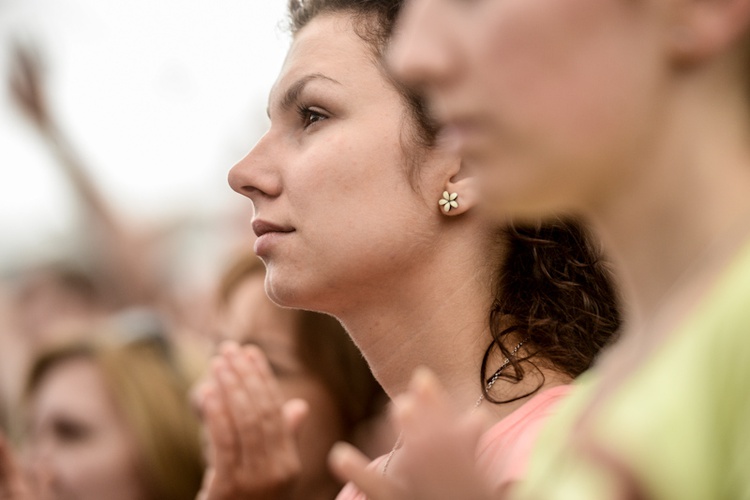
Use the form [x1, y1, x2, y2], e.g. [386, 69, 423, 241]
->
[298, 106, 327, 129]
[53, 419, 92, 443]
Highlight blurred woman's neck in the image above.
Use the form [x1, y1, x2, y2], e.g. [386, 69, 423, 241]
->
[589, 56, 750, 347]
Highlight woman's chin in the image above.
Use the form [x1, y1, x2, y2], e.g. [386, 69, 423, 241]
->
[264, 275, 313, 311]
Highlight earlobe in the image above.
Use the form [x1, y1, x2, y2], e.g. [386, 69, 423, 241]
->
[439, 173, 480, 216]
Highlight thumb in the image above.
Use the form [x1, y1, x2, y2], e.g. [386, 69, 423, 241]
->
[328, 442, 398, 499]
[282, 398, 309, 434]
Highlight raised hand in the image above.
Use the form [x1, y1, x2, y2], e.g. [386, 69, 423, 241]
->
[329, 367, 496, 500]
[8, 43, 51, 130]
[0, 433, 34, 500]
[197, 343, 308, 500]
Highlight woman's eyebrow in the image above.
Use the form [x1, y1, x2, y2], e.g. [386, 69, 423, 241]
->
[267, 73, 342, 118]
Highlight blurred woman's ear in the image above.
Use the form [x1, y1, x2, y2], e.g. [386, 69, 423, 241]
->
[668, 0, 750, 65]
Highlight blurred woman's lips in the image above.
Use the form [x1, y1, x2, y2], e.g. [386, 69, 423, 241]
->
[252, 219, 295, 256]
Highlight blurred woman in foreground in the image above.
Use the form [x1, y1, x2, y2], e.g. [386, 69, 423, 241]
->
[353, 0, 750, 498]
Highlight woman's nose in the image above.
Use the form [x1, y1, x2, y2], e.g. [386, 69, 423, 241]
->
[228, 131, 282, 202]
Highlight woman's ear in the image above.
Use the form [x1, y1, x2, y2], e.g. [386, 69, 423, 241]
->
[669, 0, 750, 65]
[437, 160, 481, 217]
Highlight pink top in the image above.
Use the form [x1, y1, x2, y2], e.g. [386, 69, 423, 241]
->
[336, 385, 572, 499]
[475, 384, 571, 490]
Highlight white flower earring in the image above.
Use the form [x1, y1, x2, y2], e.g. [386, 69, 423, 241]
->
[439, 191, 458, 213]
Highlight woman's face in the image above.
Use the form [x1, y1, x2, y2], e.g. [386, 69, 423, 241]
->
[28, 358, 145, 500]
[391, 0, 669, 217]
[228, 12, 445, 312]
[220, 273, 345, 494]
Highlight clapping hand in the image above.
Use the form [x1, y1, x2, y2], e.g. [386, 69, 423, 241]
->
[0, 433, 34, 500]
[196, 342, 308, 500]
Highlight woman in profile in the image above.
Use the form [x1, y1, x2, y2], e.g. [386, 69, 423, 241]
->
[199, 0, 620, 498]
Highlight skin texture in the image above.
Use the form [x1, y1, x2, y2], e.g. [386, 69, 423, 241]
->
[350, 0, 750, 498]
[27, 359, 145, 500]
[390, 0, 750, 330]
[228, 9, 577, 499]
[227, 10, 520, 415]
[197, 275, 344, 500]
[390, 0, 672, 219]
[228, 13, 472, 320]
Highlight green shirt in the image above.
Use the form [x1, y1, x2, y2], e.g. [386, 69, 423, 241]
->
[518, 240, 750, 500]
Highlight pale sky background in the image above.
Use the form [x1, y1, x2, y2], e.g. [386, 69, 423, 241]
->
[0, 0, 291, 272]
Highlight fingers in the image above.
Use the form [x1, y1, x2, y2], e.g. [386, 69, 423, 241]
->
[214, 348, 265, 471]
[395, 367, 485, 447]
[233, 346, 290, 460]
[282, 398, 309, 434]
[202, 383, 241, 490]
[195, 468, 215, 500]
[0, 433, 14, 498]
[362, 367, 492, 500]
[329, 442, 399, 500]
[219, 343, 298, 475]
[0, 433, 29, 500]
[200, 341, 302, 497]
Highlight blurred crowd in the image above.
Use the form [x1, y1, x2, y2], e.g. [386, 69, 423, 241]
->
[0, 44, 391, 500]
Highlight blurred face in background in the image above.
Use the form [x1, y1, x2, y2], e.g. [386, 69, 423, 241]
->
[218, 272, 345, 494]
[27, 358, 146, 500]
[390, 0, 668, 217]
[13, 269, 102, 347]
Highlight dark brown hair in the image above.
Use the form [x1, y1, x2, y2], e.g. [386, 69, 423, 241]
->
[289, 0, 439, 181]
[288, 0, 621, 403]
[484, 219, 620, 403]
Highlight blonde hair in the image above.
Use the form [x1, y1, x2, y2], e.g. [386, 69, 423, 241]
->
[26, 329, 205, 500]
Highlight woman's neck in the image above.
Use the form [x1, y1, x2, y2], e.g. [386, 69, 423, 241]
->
[591, 69, 750, 344]
[332, 235, 569, 421]
[337, 254, 493, 410]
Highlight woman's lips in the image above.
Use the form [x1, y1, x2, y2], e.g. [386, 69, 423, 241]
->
[252, 220, 294, 238]
[252, 220, 295, 256]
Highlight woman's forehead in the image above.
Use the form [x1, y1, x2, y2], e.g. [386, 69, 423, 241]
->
[270, 13, 379, 103]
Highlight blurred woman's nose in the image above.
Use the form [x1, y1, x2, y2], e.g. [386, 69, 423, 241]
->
[228, 131, 281, 202]
[388, 0, 455, 89]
